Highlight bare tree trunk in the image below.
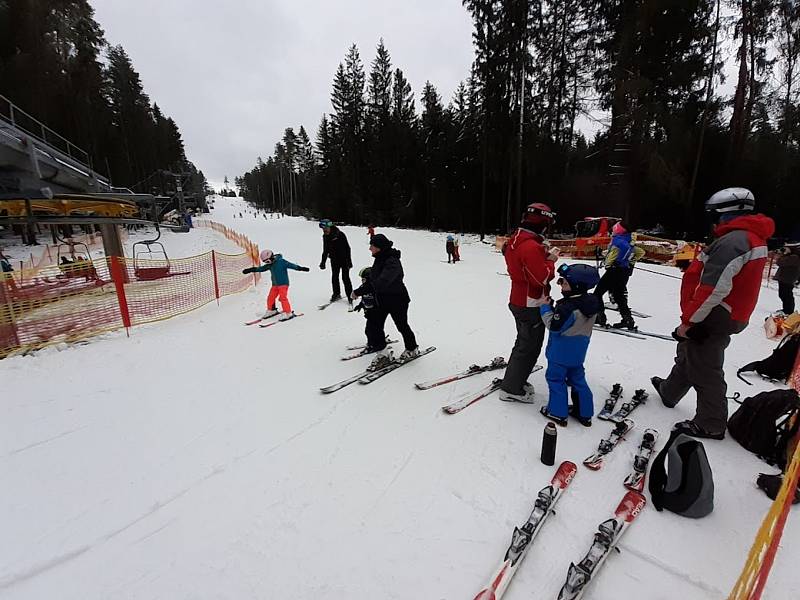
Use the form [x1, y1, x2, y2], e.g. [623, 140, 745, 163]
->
[687, 0, 721, 208]
[729, 0, 750, 173]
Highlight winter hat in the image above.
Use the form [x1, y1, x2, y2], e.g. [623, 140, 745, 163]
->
[358, 266, 372, 279]
[557, 263, 600, 292]
[612, 222, 627, 235]
[447, 234, 454, 241]
[260, 249, 274, 263]
[370, 234, 393, 251]
[319, 219, 333, 228]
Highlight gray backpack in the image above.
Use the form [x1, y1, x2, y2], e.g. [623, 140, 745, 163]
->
[648, 432, 714, 518]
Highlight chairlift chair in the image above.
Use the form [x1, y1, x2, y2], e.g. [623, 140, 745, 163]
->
[133, 228, 172, 281]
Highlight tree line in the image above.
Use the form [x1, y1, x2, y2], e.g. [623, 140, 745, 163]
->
[238, 0, 799, 240]
[0, 0, 207, 198]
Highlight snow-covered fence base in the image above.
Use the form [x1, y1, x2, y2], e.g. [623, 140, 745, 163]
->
[0, 249, 256, 358]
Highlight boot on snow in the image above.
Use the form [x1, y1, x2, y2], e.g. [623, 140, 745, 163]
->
[262, 308, 280, 319]
[368, 349, 394, 371]
[499, 382, 535, 404]
[612, 317, 637, 331]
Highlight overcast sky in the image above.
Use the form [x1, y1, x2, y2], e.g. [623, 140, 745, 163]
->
[92, 0, 476, 189]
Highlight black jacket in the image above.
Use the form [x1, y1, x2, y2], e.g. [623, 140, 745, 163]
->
[775, 251, 800, 285]
[354, 248, 410, 306]
[321, 226, 352, 268]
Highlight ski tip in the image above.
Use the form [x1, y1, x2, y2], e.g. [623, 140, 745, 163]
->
[472, 590, 498, 600]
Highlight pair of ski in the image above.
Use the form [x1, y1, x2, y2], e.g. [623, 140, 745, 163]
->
[473, 461, 647, 600]
[244, 313, 304, 327]
[341, 339, 399, 361]
[583, 419, 659, 487]
[593, 325, 674, 341]
[319, 346, 436, 394]
[597, 388, 648, 422]
[441, 366, 543, 414]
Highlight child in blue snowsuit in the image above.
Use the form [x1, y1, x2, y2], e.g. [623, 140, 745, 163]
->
[539, 263, 601, 427]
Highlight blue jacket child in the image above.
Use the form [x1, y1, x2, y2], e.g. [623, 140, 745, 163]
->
[539, 263, 601, 427]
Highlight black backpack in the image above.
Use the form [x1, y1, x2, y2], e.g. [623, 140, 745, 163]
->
[648, 432, 714, 518]
[727, 389, 800, 469]
[737, 334, 800, 384]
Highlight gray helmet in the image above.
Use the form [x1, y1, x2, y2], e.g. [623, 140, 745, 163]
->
[705, 187, 755, 217]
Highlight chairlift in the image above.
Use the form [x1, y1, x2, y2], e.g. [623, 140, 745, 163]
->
[55, 234, 100, 281]
[132, 226, 191, 281]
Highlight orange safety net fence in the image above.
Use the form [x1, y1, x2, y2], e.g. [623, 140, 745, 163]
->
[0, 249, 257, 358]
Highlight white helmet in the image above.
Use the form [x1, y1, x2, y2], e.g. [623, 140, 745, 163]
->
[705, 187, 755, 216]
[259, 249, 274, 263]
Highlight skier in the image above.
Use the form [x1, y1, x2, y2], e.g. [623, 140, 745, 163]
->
[445, 235, 456, 263]
[594, 221, 645, 329]
[774, 245, 800, 315]
[242, 249, 310, 320]
[652, 188, 775, 439]
[540, 263, 601, 427]
[319, 219, 353, 305]
[352, 266, 377, 346]
[499, 202, 558, 403]
[453, 234, 461, 262]
[352, 233, 418, 370]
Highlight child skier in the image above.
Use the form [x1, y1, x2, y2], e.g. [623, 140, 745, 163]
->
[242, 249, 310, 320]
[540, 263, 601, 427]
[352, 266, 378, 346]
[446, 235, 456, 263]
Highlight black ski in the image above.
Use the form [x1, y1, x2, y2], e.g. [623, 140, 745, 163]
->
[583, 419, 634, 470]
[596, 384, 624, 421]
[608, 389, 648, 422]
[624, 429, 659, 492]
[357, 347, 436, 385]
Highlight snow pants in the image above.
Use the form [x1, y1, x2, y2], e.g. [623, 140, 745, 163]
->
[267, 285, 291, 313]
[545, 362, 593, 419]
[779, 282, 795, 314]
[501, 304, 545, 396]
[595, 266, 632, 323]
[365, 298, 417, 352]
[659, 306, 746, 432]
[331, 263, 352, 298]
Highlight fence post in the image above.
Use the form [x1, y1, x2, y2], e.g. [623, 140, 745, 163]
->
[211, 250, 220, 304]
[110, 256, 131, 335]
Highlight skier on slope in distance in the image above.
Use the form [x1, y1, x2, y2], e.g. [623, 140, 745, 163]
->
[540, 263, 601, 427]
[352, 234, 419, 371]
[652, 188, 775, 439]
[445, 235, 456, 263]
[594, 221, 645, 330]
[243, 249, 310, 321]
[319, 219, 353, 306]
[499, 202, 558, 403]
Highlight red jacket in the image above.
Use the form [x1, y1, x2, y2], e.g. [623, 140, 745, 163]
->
[504, 228, 555, 308]
[680, 214, 775, 325]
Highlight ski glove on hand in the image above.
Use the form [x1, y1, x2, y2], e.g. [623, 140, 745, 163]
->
[319, 262, 326, 270]
[686, 322, 710, 342]
[298, 266, 310, 272]
[242, 267, 255, 274]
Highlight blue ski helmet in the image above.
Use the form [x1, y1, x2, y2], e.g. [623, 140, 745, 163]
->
[319, 219, 333, 228]
[557, 263, 600, 292]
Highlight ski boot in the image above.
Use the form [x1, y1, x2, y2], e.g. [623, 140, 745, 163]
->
[262, 308, 280, 320]
[279, 311, 297, 321]
[490, 356, 506, 369]
[368, 349, 394, 371]
[611, 317, 637, 331]
[499, 382, 535, 404]
[569, 405, 592, 427]
[330, 293, 342, 302]
[398, 347, 420, 361]
[540, 406, 568, 427]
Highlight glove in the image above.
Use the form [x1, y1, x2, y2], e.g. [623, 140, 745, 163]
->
[298, 266, 310, 272]
[686, 322, 710, 342]
[242, 267, 254, 274]
[350, 291, 359, 301]
[319, 262, 326, 270]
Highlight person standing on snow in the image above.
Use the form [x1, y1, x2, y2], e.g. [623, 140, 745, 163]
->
[453, 234, 461, 262]
[445, 235, 456, 263]
[774, 245, 800, 315]
[243, 249, 310, 320]
[352, 234, 419, 370]
[319, 219, 353, 305]
[499, 203, 558, 403]
[594, 221, 644, 329]
[652, 188, 775, 439]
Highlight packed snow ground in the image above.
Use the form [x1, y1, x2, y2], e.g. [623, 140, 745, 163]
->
[1, 196, 798, 599]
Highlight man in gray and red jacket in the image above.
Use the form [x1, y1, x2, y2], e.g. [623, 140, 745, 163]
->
[652, 188, 775, 439]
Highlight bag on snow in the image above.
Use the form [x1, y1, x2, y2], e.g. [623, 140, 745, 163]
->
[737, 333, 800, 384]
[648, 432, 714, 518]
[727, 389, 800, 470]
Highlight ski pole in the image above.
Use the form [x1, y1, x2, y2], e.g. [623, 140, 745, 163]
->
[633, 265, 683, 280]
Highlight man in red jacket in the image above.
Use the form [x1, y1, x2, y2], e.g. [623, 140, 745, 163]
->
[500, 203, 557, 402]
[652, 188, 775, 439]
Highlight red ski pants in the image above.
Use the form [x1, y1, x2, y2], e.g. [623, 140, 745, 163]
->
[267, 285, 292, 313]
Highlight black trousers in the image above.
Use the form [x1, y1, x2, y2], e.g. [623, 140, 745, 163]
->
[365, 300, 417, 352]
[595, 267, 632, 322]
[778, 281, 795, 314]
[331, 263, 352, 297]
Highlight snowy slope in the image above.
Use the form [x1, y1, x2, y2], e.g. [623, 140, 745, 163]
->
[1, 196, 798, 599]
